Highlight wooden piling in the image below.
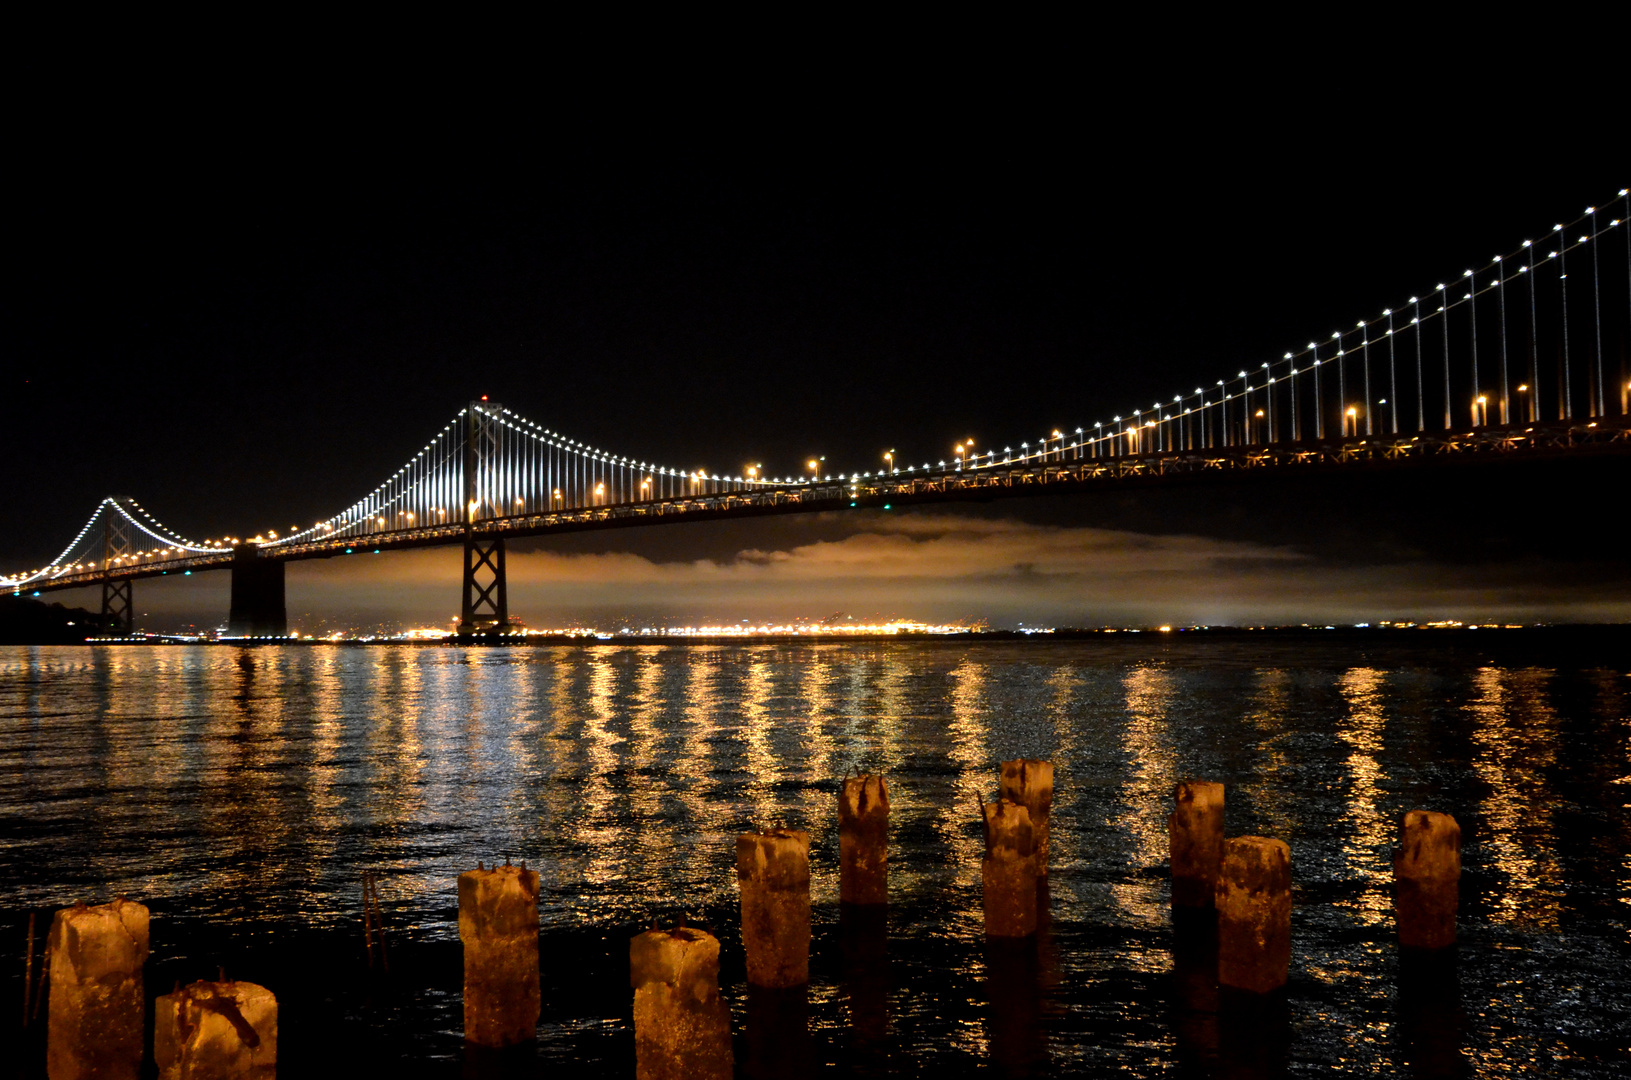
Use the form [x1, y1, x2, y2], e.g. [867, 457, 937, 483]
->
[458, 860, 541, 1047]
[839, 774, 889, 906]
[1216, 836, 1291, 994]
[1394, 810, 1460, 950]
[999, 760, 1054, 874]
[630, 926, 733, 1080]
[154, 979, 277, 1079]
[46, 897, 148, 1080]
[737, 830, 811, 988]
[1169, 780, 1225, 908]
[981, 798, 1038, 938]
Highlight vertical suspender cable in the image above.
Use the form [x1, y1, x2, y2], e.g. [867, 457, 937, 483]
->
[1386, 311, 1398, 434]
[1440, 286, 1451, 430]
[1291, 360, 1300, 441]
[1497, 260, 1510, 425]
[1261, 376, 1269, 445]
[1559, 233, 1573, 421]
[1360, 322, 1372, 436]
[1336, 333, 1347, 433]
[1313, 344, 1324, 439]
[1527, 243, 1542, 421]
[1468, 270, 1480, 426]
[1413, 298, 1425, 432]
[1589, 207, 1603, 416]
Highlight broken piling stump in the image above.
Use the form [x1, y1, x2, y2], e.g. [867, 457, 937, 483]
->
[154, 978, 277, 1079]
[1394, 810, 1460, 950]
[839, 774, 889, 906]
[46, 897, 149, 1080]
[737, 829, 811, 988]
[1169, 780, 1225, 909]
[458, 860, 541, 1047]
[999, 760, 1054, 874]
[981, 798, 1038, 938]
[630, 926, 733, 1080]
[1216, 836, 1291, 994]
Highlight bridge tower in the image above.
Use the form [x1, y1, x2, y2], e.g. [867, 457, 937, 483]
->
[99, 500, 135, 636]
[459, 399, 510, 635]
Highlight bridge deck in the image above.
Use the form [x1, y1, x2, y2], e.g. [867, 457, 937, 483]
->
[15, 416, 1630, 595]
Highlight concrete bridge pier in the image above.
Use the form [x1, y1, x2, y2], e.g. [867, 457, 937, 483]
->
[228, 545, 287, 638]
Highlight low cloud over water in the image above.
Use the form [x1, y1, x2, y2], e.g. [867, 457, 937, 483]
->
[150, 508, 1624, 632]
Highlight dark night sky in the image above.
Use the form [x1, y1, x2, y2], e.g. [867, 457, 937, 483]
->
[4, 57, 1626, 628]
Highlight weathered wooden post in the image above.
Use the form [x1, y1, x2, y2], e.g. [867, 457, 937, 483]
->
[839, 774, 889, 905]
[1394, 810, 1460, 950]
[999, 760, 1054, 875]
[1169, 780, 1225, 909]
[154, 978, 278, 1079]
[630, 926, 733, 1080]
[737, 829, 811, 988]
[1216, 836, 1291, 994]
[46, 897, 149, 1080]
[458, 859, 541, 1047]
[982, 798, 1038, 938]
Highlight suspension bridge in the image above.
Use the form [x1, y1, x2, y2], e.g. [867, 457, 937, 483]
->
[7, 188, 1631, 637]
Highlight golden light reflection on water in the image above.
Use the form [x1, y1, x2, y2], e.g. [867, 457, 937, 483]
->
[1469, 666, 1565, 929]
[945, 658, 989, 893]
[739, 649, 780, 831]
[1239, 668, 1297, 839]
[1335, 667, 1391, 925]
[578, 651, 625, 889]
[1115, 665, 1178, 939]
[3, 643, 1628, 1074]
[622, 648, 669, 903]
[362, 649, 431, 904]
[305, 647, 344, 873]
[1042, 664, 1083, 883]
[676, 651, 734, 907]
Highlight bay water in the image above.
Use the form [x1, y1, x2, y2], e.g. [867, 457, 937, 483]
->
[1, 635, 1627, 1076]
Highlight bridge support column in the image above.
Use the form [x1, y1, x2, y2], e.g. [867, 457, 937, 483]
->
[100, 578, 134, 637]
[458, 535, 509, 635]
[458, 399, 510, 636]
[100, 500, 136, 636]
[228, 546, 287, 638]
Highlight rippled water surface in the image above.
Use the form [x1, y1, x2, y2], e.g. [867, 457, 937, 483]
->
[2, 637, 1628, 1077]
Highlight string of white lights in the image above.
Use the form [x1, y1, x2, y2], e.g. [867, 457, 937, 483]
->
[985, 188, 1629, 464]
[8, 188, 1628, 588]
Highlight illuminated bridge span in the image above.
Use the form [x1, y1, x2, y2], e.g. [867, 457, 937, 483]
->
[7, 188, 1631, 636]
